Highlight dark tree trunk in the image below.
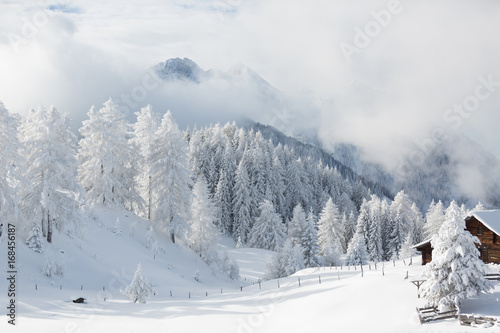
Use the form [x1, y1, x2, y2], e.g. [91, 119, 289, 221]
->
[47, 210, 52, 243]
[148, 175, 152, 220]
[170, 232, 175, 244]
[41, 215, 47, 237]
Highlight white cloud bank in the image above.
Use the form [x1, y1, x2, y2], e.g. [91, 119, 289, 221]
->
[0, 0, 499, 169]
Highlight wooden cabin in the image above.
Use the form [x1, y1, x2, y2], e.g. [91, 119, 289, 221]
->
[413, 240, 432, 265]
[465, 210, 500, 264]
[414, 210, 500, 265]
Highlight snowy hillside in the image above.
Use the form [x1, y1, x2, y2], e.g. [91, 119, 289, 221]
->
[2, 205, 499, 332]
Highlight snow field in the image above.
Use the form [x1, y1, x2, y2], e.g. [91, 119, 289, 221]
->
[2, 206, 500, 333]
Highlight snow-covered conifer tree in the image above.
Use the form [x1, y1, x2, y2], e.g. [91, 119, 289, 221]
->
[26, 224, 43, 253]
[248, 200, 286, 251]
[121, 263, 154, 303]
[269, 156, 287, 220]
[302, 209, 322, 268]
[472, 201, 486, 212]
[387, 190, 413, 259]
[318, 198, 344, 265]
[367, 195, 383, 262]
[150, 111, 191, 243]
[214, 144, 235, 234]
[410, 202, 424, 244]
[288, 204, 307, 247]
[232, 159, 252, 244]
[421, 201, 491, 311]
[188, 176, 219, 264]
[343, 211, 357, 247]
[345, 217, 369, 266]
[21, 106, 84, 242]
[399, 231, 415, 260]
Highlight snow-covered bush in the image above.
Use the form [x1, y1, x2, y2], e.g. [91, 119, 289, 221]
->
[26, 224, 43, 253]
[42, 251, 65, 277]
[264, 239, 304, 279]
[145, 226, 155, 249]
[217, 252, 240, 280]
[113, 218, 122, 235]
[121, 264, 154, 304]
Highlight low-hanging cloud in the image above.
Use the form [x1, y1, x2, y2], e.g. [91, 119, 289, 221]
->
[1, 0, 499, 174]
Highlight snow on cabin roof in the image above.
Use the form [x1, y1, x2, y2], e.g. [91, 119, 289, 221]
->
[412, 239, 431, 249]
[468, 210, 500, 236]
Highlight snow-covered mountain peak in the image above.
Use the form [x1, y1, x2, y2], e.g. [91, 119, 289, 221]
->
[153, 57, 204, 82]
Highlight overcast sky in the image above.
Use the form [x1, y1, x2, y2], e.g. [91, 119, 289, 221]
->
[1, 0, 499, 168]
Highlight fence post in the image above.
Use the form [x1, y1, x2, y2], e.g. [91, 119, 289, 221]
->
[278, 280, 280, 288]
[361, 265, 364, 277]
[319, 276, 321, 284]
[298, 278, 301, 287]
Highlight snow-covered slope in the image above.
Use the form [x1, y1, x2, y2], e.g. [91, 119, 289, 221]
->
[2, 206, 499, 332]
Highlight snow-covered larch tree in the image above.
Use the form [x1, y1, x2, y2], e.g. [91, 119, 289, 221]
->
[188, 175, 219, 264]
[248, 200, 286, 251]
[78, 99, 136, 209]
[423, 200, 445, 239]
[150, 111, 192, 244]
[0, 102, 25, 232]
[21, 106, 84, 242]
[130, 105, 160, 220]
[420, 201, 491, 311]
[317, 197, 344, 265]
[121, 263, 154, 303]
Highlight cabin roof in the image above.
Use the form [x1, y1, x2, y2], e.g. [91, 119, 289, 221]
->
[468, 210, 500, 236]
[412, 239, 431, 249]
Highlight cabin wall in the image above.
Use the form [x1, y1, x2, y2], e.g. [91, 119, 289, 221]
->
[466, 217, 500, 264]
